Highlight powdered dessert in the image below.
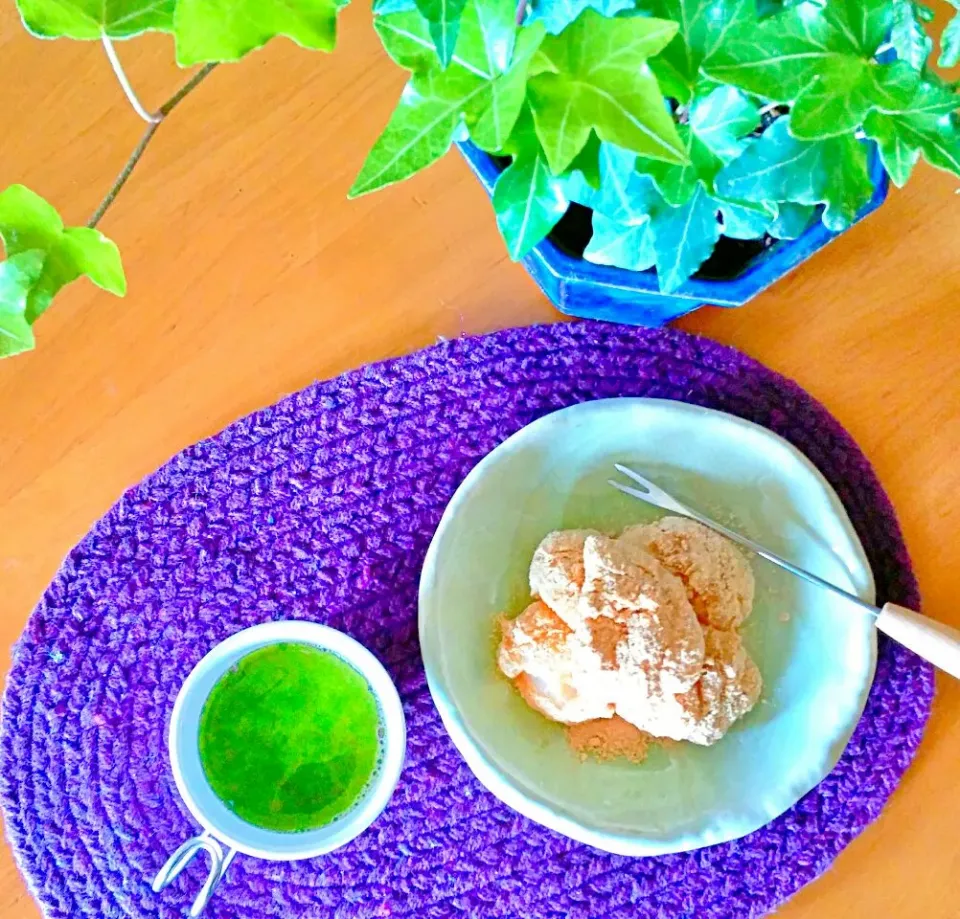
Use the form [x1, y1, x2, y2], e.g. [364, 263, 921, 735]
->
[497, 517, 762, 760]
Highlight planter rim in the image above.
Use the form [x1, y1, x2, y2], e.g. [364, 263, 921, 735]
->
[458, 140, 890, 309]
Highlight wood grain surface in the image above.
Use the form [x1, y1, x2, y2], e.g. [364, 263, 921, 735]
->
[2, 3, 959, 917]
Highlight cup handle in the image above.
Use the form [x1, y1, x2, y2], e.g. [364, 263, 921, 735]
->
[153, 831, 238, 917]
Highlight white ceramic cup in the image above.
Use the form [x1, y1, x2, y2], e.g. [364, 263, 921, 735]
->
[153, 620, 406, 916]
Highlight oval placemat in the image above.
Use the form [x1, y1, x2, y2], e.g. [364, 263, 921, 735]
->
[1, 322, 933, 919]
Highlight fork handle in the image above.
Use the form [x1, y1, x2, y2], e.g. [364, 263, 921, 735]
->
[876, 603, 960, 679]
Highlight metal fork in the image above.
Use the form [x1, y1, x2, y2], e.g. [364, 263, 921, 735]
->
[610, 463, 960, 679]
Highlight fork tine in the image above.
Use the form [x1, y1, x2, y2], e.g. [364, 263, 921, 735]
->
[608, 479, 669, 512]
[611, 465, 692, 516]
[608, 479, 648, 500]
[613, 463, 651, 486]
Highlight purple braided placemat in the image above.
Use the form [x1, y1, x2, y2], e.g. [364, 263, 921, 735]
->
[1, 322, 933, 919]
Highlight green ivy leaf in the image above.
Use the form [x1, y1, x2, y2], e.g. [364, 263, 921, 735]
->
[637, 0, 755, 103]
[349, 77, 470, 195]
[469, 20, 546, 150]
[719, 200, 774, 239]
[863, 71, 960, 185]
[376, 0, 522, 78]
[0, 251, 45, 359]
[689, 86, 760, 163]
[573, 143, 718, 291]
[375, 8, 445, 71]
[567, 142, 661, 224]
[526, 0, 635, 36]
[527, 10, 685, 173]
[863, 117, 922, 186]
[0, 185, 126, 324]
[466, 0, 519, 74]
[374, 0, 417, 13]
[703, 1, 901, 141]
[574, 138, 786, 289]
[755, 0, 809, 12]
[566, 132, 603, 189]
[378, 0, 513, 72]
[891, 0, 933, 72]
[354, 9, 544, 193]
[941, 2, 960, 68]
[649, 184, 720, 292]
[634, 86, 757, 210]
[492, 112, 568, 257]
[415, 0, 468, 66]
[714, 116, 873, 231]
[174, 0, 347, 65]
[768, 202, 816, 239]
[865, 119, 960, 185]
[584, 213, 656, 270]
[635, 124, 722, 205]
[16, 0, 174, 39]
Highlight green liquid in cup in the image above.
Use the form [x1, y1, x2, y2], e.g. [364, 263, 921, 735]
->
[198, 642, 382, 832]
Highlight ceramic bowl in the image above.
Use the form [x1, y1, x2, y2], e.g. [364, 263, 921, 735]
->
[419, 398, 876, 856]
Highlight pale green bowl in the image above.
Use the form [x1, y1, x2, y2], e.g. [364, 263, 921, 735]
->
[419, 398, 877, 856]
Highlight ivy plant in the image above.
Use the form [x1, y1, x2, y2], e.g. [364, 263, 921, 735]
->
[354, 0, 960, 293]
[4, 0, 960, 359]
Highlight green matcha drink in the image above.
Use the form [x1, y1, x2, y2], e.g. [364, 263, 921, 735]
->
[198, 642, 382, 833]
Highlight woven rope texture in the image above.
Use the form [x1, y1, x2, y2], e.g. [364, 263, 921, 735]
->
[1, 322, 932, 919]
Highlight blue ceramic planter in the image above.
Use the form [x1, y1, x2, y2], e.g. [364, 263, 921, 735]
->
[458, 141, 890, 326]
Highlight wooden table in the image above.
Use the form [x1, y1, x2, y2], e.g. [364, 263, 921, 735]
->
[2, 4, 959, 917]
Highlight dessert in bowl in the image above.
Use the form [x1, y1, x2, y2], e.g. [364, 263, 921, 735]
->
[419, 398, 876, 855]
[498, 518, 762, 763]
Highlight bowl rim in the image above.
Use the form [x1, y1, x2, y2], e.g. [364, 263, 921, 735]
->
[168, 620, 406, 860]
[418, 397, 876, 856]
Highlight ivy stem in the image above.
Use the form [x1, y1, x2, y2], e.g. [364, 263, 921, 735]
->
[87, 63, 218, 229]
[101, 35, 162, 124]
[87, 121, 161, 228]
[515, 0, 528, 25]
